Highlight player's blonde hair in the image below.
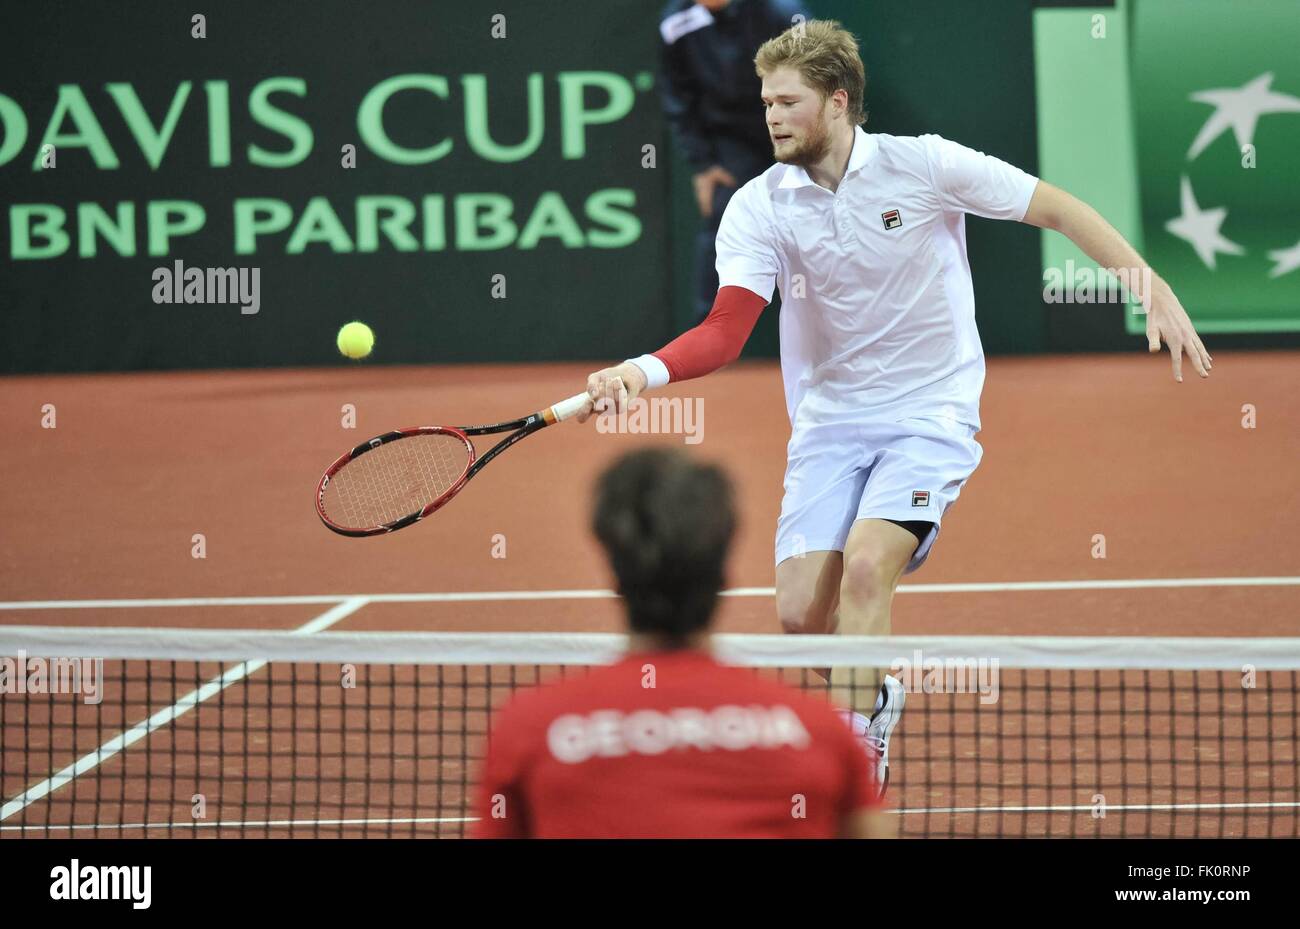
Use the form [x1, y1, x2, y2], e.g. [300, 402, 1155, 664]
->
[754, 19, 867, 126]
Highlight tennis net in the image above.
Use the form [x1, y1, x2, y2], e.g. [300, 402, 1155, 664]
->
[2, 626, 1297, 838]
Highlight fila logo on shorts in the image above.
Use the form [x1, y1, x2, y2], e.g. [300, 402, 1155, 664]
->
[911, 490, 930, 507]
[882, 209, 903, 230]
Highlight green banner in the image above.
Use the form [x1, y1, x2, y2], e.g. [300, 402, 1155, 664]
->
[0, 1, 672, 372]
[1130, 0, 1300, 333]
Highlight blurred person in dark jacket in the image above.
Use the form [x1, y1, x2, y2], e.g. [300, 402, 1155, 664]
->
[660, 0, 809, 322]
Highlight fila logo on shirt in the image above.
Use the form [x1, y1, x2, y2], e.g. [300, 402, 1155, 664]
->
[881, 209, 903, 230]
[911, 490, 930, 507]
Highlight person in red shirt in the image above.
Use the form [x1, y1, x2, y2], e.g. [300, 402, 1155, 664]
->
[474, 448, 891, 839]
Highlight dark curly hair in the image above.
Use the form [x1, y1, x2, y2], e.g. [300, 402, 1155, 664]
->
[592, 448, 736, 647]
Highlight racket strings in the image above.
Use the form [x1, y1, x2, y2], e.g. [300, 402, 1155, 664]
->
[322, 433, 471, 530]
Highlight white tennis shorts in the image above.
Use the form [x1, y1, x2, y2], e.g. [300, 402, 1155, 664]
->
[775, 416, 983, 573]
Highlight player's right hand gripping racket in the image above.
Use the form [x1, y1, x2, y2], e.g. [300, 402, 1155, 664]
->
[315, 393, 591, 537]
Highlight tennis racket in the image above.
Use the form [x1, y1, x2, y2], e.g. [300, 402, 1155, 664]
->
[316, 393, 591, 537]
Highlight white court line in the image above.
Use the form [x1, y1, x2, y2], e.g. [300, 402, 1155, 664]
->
[1, 575, 1297, 611]
[0, 596, 371, 823]
[895, 800, 1300, 815]
[5, 800, 1297, 833]
[0, 816, 475, 833]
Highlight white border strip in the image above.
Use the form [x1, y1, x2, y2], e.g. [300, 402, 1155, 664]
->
[2, 628, 1299, 670]
[1, 575, 1297, 611]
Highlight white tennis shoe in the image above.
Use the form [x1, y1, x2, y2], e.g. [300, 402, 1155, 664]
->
[838, 674, 906, 799]
[866, 674, 906, 797]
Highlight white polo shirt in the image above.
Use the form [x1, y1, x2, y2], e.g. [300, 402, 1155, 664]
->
[713, 127, 1038, 431]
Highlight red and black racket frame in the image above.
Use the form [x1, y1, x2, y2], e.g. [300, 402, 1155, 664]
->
[315, 409, 557, 537]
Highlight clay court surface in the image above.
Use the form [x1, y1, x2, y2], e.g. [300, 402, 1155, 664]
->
[1, 351, 1297, 837]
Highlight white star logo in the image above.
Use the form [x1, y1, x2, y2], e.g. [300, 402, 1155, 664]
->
[1164, 176, 1245, 270]
[1266, 238, 1300, 279]
[1187, 72, 1300, 160]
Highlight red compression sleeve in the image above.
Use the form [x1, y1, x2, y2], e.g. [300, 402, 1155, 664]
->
[653, 285, 768, 382]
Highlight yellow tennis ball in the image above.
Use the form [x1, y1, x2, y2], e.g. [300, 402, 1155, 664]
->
[337, 321, 375, 360]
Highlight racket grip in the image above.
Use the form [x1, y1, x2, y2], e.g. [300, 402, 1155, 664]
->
[547, 392, 593, 424]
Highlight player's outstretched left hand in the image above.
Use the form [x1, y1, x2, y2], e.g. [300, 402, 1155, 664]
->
[1145, 278, 1213, 382]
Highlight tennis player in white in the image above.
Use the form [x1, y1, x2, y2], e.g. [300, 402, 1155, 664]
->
[577, 20, 1211, 794]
